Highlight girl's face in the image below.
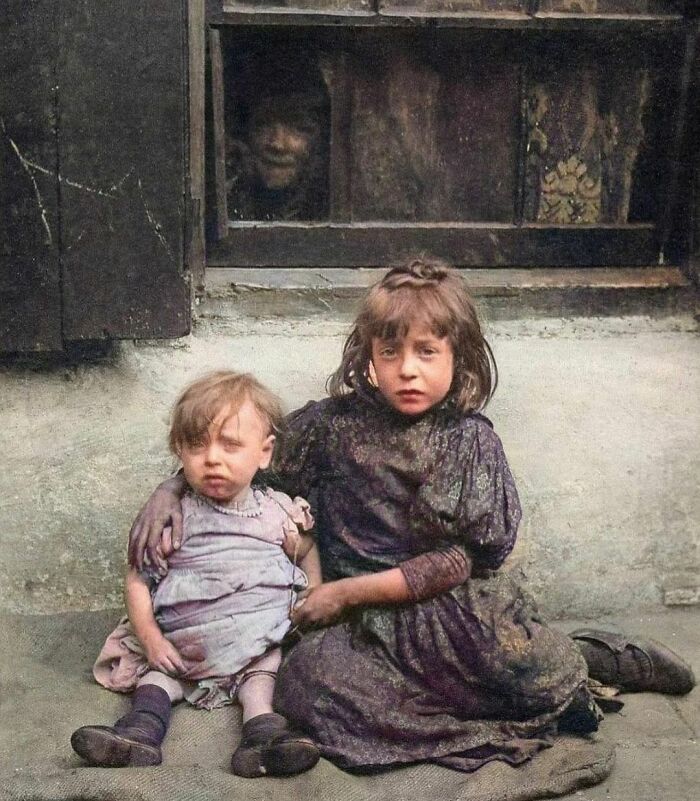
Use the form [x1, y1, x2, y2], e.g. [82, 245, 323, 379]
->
[371, 323, 454, 416]
[178, 400, 275, 504]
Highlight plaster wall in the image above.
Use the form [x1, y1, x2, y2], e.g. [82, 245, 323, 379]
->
[1, 310, 698, 618]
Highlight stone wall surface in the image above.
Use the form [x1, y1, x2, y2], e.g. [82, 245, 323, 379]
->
[1, 304, 698, 618]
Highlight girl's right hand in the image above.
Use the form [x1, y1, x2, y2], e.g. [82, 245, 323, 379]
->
[128, 474, 187, 572]
[142, 633, 187, 676]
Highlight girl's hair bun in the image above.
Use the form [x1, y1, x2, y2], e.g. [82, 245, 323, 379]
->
[386, 256, 450, 286]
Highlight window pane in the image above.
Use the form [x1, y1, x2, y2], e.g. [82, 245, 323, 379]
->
[523, 39, 679, 224]
[217, 27, 678, 229]
[348, 32, 519, 222]
[221, 30, 519, 224]
[223, 38, 331, 222]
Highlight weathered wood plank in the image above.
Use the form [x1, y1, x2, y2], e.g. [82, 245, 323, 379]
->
[222, 0, 371, 10]
[209, 222, 658, 265]
[58, 1, 190, 341]
[348, 32, 519, 221]
[209, 27, 229, 240]
[0, 0, 62, 352]
[216, 10, 682, 29]
[657, 24, 696, 262]
[538, 1, 682, 14]
[207, 265, 690, 291]
[379, 1, 523, 12]
[189, 0, 207, 291]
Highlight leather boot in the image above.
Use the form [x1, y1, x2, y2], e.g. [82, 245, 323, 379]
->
[571, 629, 696, 695]
[231, 712, 319, 778]
[71, 684, 171, 767]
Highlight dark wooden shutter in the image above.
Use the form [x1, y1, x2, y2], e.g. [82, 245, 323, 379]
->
[1, 1, 191, 353]
[1, 1, 62, 352]
[58, 1, 190, 340]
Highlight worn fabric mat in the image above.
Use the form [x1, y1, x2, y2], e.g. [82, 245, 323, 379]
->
[0, 611, 614, 801]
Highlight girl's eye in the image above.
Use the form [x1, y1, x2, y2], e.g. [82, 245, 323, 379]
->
[420, 348, 437, 357]
[379, 346, 397, 358]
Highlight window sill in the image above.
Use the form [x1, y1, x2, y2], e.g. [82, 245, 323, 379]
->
[201, 266, 697, 321]
[215, 7, 684, 32]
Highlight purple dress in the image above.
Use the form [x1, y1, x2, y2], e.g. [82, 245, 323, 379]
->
[271, 390, 591, 772]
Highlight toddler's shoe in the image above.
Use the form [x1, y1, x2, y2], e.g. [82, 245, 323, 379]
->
[71, 721, 162, 767]
[71, 683, 170, 767]
[231, 712, 319, 778]
[570, 628, 696, 695]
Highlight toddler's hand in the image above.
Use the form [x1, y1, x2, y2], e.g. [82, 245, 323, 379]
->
[290, 582, 348, 628]
[282, 526, 303, 561]
[142, 633, 186, 676]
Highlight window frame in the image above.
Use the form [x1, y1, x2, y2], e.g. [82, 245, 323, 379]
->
[201, 2, 697, 271]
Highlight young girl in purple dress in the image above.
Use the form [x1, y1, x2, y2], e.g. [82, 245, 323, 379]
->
[129, 258, 695, 773]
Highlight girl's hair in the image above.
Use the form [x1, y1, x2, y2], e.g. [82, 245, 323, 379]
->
[327, 256, 497, 412]
[169, 370, 284, 454]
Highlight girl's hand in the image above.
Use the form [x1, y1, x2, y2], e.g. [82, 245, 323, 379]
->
[142, 633, 187, 676]
[128, 475, 187, 573]
[290, 581, 350, 628]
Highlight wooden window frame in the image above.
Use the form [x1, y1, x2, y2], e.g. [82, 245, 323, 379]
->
[198, 2, 697, 271]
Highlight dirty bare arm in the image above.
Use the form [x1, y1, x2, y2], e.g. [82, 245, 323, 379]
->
[124, 568, 186, 675]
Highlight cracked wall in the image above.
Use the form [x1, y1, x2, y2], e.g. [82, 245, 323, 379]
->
[1, 309, 698, 619]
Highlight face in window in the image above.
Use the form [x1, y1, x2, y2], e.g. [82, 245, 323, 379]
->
[248, 104, 320, 192]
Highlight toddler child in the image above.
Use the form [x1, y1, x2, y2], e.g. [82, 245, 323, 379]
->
[71, 371, 321, 777]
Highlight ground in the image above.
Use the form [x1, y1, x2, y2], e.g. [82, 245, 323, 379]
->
[0, 606, 697, 801]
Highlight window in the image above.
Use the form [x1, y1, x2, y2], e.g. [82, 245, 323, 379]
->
[204, 0, 694, 269]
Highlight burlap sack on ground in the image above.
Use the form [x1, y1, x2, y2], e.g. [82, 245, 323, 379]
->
[0, 611, 613, 801]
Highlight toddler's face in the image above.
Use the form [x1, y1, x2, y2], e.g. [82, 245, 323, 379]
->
[371, 323, 454, 416]
[179, 399, 274, 504]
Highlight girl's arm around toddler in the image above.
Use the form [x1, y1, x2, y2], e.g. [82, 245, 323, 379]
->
[125, 568, 186, 676]
[291, 546, 471, 629]
[128, 474, 188, 573]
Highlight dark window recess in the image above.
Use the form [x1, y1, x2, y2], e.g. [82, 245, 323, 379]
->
[206, 5, 695, 269]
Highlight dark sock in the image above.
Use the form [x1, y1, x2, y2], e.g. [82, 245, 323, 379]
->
[115, 684, 172, 744]
[557, 687, 602, 734]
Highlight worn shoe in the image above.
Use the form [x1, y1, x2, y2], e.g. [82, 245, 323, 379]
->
[262, 727, 320, 776]
[71, 683, 171, 767]
[570, 628, 696, 695]
[231, 712, 319, 778]
[71, 722, 162, 767]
